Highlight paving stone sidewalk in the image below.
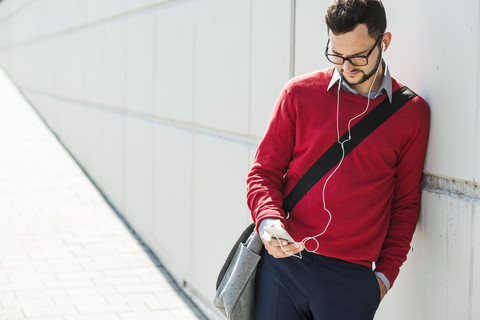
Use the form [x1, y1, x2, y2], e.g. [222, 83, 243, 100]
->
[0, 68, 208, 320]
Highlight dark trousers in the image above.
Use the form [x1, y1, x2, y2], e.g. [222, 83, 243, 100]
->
[255, 248, 380, 320]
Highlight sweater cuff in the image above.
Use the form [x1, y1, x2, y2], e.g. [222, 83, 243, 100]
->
[254, 210, 287, 235]
[374, 259, 400, 288]
[257, 218, 281, 237]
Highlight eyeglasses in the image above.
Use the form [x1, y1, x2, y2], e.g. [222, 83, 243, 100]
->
[324, 35, 383, 66]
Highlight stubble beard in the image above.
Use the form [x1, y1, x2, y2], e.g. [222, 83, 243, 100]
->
[340, 48, 383, 87]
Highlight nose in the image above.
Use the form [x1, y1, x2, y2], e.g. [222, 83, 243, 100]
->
[342, 59, 355, 72]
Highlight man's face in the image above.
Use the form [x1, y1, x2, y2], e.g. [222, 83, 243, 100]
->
[328, 24, 383, 88]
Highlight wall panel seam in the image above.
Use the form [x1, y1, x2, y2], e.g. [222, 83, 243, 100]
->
[247, 0, 253, 136]
[289, 0, 296, 78]
[423, 173, 480, 204]
[20, 87, 260, 149]
[0, 0, 189, 51]
[0, 0, 36, 26]
[474, 0, 480, 183]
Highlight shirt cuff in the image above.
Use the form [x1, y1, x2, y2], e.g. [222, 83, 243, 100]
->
[374, 271, 391, 291]
[258, 218, 281, 237]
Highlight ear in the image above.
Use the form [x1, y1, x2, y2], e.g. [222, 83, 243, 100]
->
[382, 32, 392, 52]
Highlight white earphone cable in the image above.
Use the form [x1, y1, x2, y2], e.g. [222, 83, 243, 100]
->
[276, 60, 383, 258]
[300, 63, 382, 254]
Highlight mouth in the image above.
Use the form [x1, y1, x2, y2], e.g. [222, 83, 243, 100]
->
[342, 70, 361, 77]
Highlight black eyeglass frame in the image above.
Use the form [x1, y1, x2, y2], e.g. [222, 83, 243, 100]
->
[324, 35, 383, 66]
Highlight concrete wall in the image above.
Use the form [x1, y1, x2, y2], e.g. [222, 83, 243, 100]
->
[0, 0, 479, 319]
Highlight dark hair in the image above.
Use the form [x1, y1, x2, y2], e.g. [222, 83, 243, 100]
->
[325, 0, 386, 39]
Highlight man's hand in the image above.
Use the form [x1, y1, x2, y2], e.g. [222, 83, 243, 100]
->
[261, 222, 304, 258]
[376, 276, 387, 302]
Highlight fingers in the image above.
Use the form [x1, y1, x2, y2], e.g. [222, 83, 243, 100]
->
[262, 233, 304, 258]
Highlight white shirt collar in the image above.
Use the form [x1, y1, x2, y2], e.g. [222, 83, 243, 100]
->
[327, 60, 393, 103]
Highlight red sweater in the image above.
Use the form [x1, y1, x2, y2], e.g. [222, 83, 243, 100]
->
[247, 68, 430, 286]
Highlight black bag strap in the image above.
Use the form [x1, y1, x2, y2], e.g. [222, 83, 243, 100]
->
[283, 86, 417, 213]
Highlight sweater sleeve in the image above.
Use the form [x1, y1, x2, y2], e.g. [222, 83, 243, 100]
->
[374, 98, 430, 287]
[246, 87, 296, 234]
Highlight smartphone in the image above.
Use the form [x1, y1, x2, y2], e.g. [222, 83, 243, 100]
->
[264, 227, 296, 244]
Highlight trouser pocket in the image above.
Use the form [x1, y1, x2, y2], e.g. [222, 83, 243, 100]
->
[368, 270, 382, 307]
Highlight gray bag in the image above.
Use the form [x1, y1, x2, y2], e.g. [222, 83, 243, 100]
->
[213, 224, 263, 320]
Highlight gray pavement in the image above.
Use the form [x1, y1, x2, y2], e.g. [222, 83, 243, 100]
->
[0, 67, 208, 320]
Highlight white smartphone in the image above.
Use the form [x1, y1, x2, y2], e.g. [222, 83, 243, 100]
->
[263, 227, 296, 244]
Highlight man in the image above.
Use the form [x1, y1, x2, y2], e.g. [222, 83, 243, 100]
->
[246, 0, 430, 319]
